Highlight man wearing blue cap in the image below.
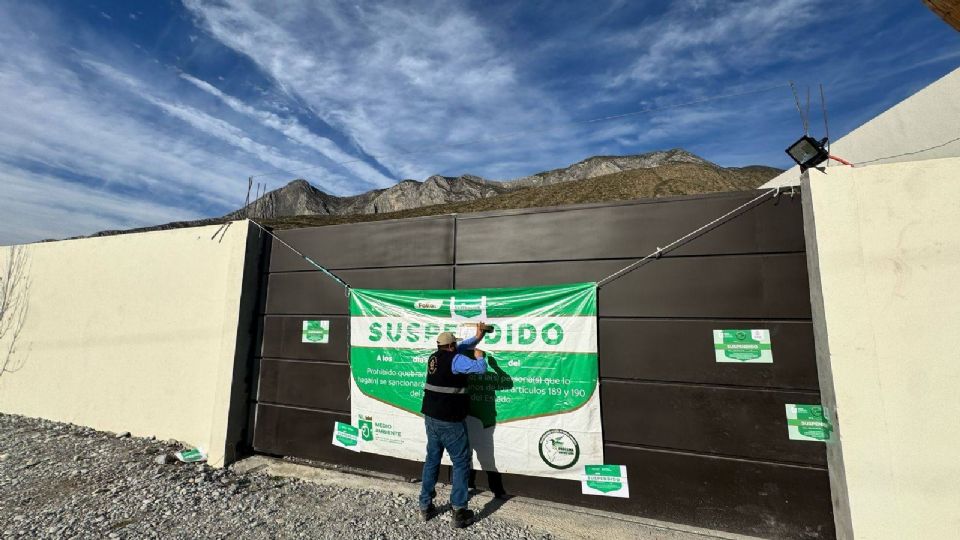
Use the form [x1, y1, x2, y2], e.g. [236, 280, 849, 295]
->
[418, 323, 489, 528]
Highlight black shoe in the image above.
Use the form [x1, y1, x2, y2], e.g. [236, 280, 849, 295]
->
[451, 508, 475, 529]
[419, 503, 436, 522]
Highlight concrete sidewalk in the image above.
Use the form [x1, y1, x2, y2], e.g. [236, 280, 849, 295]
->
[233, 456, 760, 540]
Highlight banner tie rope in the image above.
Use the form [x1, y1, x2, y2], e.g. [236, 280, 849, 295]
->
[596, 188, 780, 288]
[243, 188, 783, 293]
[248, 219, 351, 293]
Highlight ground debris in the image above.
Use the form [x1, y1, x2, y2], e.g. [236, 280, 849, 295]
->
[0, 413, 549, 539]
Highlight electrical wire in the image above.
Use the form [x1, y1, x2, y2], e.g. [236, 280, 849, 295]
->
[596, 188, 779, 288]
[852, 135, 960, 166]
[828, 155, 853, 167]
[789, 81, 807, 135]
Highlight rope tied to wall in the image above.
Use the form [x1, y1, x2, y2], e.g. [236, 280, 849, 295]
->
[596, 188, 780, 288]
[242, 187, 785, 294]
[248, 219, 352, 293]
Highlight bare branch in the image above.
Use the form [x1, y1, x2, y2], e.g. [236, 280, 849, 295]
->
[0, 245, 30, 379]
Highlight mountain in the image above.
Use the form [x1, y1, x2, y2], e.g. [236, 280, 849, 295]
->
[504, 148, 712, 188]
[227, 174, 510, 219]
[256, 160, 782, 230]
[228, 149, 781, 220]
[83, 149, 780, 239]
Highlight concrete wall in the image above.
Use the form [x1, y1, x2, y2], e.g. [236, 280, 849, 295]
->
[0, 221, 261, 467]
[802, 157, 960, 539]
[766, 67, 960, 188]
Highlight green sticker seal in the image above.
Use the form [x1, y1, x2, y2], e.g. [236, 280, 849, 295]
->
[302, 320, 330, 344]
[714, 329, 773, 363]
[785, 404, 833, 442]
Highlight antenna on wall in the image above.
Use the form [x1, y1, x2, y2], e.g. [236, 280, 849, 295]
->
[789, 81, 808, 135]
[785, 82, 850, 171]
[819, 84, 831, 165]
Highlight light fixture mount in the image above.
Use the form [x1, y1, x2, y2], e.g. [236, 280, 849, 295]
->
[786, 135, 830, 171]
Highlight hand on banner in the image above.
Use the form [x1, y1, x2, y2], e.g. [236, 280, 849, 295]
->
[475, 321, 492, 340]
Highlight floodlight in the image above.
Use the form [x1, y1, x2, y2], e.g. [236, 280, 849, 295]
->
[785, 135, 830, 171]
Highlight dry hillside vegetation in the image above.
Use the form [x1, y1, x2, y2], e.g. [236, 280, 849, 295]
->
[258, 163, 776, 230]
[79, 152, 780, 239]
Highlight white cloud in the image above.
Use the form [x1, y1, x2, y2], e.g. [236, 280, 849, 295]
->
[0, 166, 195, 245]
[179, 73, 396, 188]
[0, 48, 245, 207]
[183, 0, 573, 181]
[0, 3, 334, 243]
[608, 0, 825, 87]
[80, 59, 362, 194]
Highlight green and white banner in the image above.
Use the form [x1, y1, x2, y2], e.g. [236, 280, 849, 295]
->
[349, 282, 602, 480]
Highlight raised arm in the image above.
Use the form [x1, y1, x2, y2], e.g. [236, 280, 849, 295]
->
[455, 322, 489, 353]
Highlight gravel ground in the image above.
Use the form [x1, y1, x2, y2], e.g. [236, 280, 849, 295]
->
[0, 413, 551, 539]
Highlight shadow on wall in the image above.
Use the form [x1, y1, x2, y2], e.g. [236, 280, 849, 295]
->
[1, 245, 31, 381]
[469, 353, 514, 500]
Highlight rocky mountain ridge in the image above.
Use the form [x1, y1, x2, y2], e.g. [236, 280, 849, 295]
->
[228, 148, 774, 219]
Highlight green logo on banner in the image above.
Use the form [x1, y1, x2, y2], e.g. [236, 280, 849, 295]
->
[302, 320, 330, 344]
[713, 329, 773, 363]
[450, 295, 486, 319]
[538, 429, 580, 469]
[785, 404, 833, 442]
[358, 417, 374, 441]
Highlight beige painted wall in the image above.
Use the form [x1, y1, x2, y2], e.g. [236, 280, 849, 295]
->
[0, 221, 258, 467]
[767, 67, 960, 188]
[802, 158, 960, 539]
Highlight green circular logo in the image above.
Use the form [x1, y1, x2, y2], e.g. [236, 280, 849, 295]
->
[538, 429, 580, 469]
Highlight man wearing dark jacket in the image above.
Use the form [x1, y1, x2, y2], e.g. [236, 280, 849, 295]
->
[418, 323, 489, 528]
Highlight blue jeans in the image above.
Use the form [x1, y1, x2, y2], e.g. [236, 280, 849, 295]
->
[419, 416, 472, 510]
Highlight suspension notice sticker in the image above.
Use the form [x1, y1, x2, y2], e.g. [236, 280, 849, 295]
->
[581, 465, 629, 498]
[302, 320, 330, 344]
[331, 421, 361, 452]
[785, 404, 834, 442]
[713, 329, 773, 363]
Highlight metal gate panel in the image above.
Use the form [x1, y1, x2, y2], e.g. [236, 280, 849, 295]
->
[455, 255, 811, 319]
[600, 381, 825, 465]
[253, 404, 425, 478]
[599, 444, 831, 539]
[260, 315, 349, 361]
[599, 319, 819, 389]
[266, 266, 454, 315]
[269, 215, 454, 271]
[248, 190, 834, 538]
[461, 442, 832, 539]
[257, 359, 350, 411]
[456, 192, 804, 264]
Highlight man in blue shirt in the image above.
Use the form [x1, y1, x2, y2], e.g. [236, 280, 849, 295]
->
[418, 323, 489, 528]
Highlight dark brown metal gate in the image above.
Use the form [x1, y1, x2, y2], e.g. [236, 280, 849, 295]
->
[249, 190, 834, 538]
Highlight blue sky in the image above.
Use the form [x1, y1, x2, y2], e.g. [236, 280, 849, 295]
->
[1, 0, 958, 244]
